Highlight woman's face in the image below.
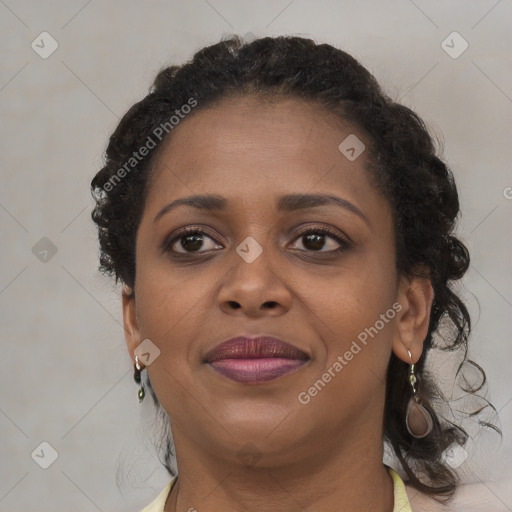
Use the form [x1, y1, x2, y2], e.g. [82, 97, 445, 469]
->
[123, 95, 432, 468]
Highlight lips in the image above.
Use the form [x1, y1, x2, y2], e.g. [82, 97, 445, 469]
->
[204, 336, 310, 384]
[204, 336, 309, 362]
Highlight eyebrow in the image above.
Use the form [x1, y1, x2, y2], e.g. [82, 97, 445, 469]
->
[153, 193, 369, 225]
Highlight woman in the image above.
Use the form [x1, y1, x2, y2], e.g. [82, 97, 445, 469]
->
[90, 35, 500, 512]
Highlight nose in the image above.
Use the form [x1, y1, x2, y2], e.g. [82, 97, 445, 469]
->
[217, 249, 292, 318]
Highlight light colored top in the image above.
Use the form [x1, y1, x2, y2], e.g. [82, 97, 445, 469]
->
[141, 466, 413, 512]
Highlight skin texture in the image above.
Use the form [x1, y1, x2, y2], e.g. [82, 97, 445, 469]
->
[122, 96, 434, 512]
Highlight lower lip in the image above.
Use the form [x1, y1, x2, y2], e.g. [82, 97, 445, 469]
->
[208, 358, 308, 384]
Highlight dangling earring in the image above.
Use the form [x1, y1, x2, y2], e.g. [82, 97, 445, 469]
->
[133, 355, 145, 403]
[405, 349, 434, 438]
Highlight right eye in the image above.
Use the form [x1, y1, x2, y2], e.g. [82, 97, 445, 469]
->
[162, 227, 224, 255]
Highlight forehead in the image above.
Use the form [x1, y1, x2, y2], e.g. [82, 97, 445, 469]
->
[154, 96, 354, 171]
[145, 95, 387, 221]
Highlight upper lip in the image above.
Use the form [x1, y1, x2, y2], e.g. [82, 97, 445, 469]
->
[204, 335, 310, 363]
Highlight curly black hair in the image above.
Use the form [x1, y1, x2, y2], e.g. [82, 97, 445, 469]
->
[91, 35, 501, 504]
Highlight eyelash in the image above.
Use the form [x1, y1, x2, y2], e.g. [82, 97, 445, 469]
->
[161, 225, 352, 257]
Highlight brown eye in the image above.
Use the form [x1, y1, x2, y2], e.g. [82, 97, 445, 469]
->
[290, 227, 351, 253]
[163, 228, 223, 254]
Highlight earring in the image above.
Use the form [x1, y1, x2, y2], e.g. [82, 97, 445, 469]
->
[133, 355, 145, 403]
[405, 350, 434, 438]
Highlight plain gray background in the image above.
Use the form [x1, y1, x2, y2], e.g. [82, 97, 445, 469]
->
[1, 1, 511, 511]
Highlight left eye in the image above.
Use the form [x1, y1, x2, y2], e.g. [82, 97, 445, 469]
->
[289, 228, 349, 252]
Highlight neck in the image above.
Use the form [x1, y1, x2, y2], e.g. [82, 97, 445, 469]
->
[164, 424, 394, 512]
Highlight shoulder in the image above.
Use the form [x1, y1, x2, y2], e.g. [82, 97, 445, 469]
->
[403, 484, 449, 512]
[404, 481, 510, 512]
[140, 478, 176, 512]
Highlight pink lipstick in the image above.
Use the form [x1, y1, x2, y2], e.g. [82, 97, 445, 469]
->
[204, 336, 309, 384]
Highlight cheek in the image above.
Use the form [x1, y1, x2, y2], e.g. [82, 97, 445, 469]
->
[302, 254, 395, 333]
[305, 258, 397, 388]
[134, 236, 210, 339]
[135, 276, 204, 346]
[134, 270, 205, 412]
[297, 267, 396, 417]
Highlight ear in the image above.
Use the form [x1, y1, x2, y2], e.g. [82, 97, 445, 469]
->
[122, 285, 141, 365]
[392, 270, 434, 365]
